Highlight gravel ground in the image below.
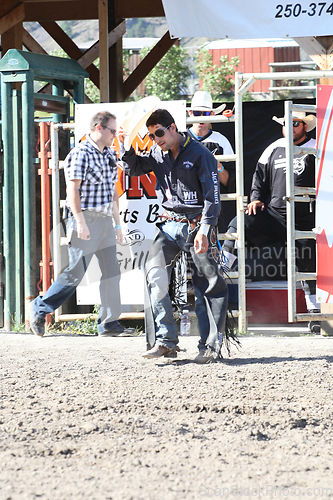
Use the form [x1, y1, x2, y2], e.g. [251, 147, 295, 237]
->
[1, 330, 333, 500]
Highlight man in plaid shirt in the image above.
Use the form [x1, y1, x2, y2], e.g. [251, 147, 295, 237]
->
[29, 111, 134, 337]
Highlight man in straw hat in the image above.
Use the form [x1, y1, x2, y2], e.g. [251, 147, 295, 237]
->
[119, 108, 238, 362]
[29, 111, 135, 338]
[188, 91, 235, 232]
[222, 111, 320, 333]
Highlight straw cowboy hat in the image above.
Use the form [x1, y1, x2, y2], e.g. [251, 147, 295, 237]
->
[272, 111, 316, 132]
[189, 91, 226, 114]
[121, 96, 160, 151]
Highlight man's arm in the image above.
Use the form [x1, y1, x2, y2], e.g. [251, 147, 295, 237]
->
[216, 133, 233, 187]
[196, 151, 221, 227]
[218, 163, 229, 186]
[194, 150, 221, 253]
[67, 179, 90, 240]
[118, 127, 153, 177]
[246, 156, 271, 215]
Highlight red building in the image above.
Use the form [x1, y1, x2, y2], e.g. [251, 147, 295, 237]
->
[205, 38, 301, 94]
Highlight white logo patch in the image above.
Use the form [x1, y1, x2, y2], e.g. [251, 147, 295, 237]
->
[274, 155, 307, 175]
[184, 191, 198, 204]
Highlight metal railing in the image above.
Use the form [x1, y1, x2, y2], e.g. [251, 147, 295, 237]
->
[269, 61, 317, 96]
[236, 69, 333, 328]
[284, 101, 332, 324]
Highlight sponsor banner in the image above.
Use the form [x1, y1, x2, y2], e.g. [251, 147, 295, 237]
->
[74, 101, 186, 307]
[316, 85, 333, 303]
[161, 0, 333, 39]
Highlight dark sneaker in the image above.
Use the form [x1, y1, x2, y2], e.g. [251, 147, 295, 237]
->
[29, 301, 45, 337]
[308, 309, 321, 334]
[114, 327, 138, 337]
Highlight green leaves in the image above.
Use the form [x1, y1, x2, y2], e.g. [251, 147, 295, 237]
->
[140, 45, 192, 101]
[195, 49, 240, 100]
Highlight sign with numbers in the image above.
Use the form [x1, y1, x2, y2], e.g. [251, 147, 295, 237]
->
[161, 0, 333, 39]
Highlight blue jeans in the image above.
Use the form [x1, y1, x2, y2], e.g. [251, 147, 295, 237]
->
[32, 211, 121, 334]
[145, 218, 228, 351]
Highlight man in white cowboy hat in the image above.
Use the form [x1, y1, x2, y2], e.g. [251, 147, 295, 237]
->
[222, 110, 320, 333]
[188, 91, 235, 232]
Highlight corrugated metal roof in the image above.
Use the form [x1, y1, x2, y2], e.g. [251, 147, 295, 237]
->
[79, 38, 159, 51]
[204, 38, 298, 50]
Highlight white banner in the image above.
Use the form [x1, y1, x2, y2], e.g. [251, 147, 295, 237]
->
[162, 0, 333, 39]
[73, 100, 187, 309]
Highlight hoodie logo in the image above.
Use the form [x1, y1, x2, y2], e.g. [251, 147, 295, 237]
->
[274, 155, 307, 175]
[184, 191, 198, 204]
[183, 161, 193, 169]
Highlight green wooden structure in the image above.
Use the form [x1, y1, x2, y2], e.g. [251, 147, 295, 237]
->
[0, 49, 88, 330]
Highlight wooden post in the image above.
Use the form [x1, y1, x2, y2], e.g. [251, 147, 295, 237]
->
[108, 0, 124, 102]
[293, 36, 333, 84]
[0, 1, 23, 54]
[98, 0, 109, 102]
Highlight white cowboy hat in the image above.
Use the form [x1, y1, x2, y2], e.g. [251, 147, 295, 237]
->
[189, 90, 226, 115]
[121, 96, 160, 151]
[272, 111, 316, 132]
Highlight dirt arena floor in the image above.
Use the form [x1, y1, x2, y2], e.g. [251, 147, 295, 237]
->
[1, 328, 333, 500]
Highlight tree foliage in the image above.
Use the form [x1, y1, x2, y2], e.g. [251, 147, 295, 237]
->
[140, 45, 192, 101]
[195, 48, 240, 99]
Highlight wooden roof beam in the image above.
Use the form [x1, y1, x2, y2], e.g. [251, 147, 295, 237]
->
[77, 20, 125, 68]
[22, 27, 48, 53]
[293, 36, 333, 70]
[0, 3, 24, 35]
[123, 31, 178, 100]
[24, 1, 98, 21]
[39, 21, 100, 87]
[115, 0, 165, 18]
[24, 0, 164, 21]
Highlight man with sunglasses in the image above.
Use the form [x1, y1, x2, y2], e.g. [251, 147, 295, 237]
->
[188, 91, 235, 232]
[222, 111, 320, 333]
[30, 111, 135, 338]
[119, 108, 233, 362]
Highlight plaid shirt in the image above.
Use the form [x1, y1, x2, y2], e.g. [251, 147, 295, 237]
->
[64, 135, 118, 217]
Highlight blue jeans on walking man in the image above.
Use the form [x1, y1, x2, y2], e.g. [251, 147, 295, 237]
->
[31, 211, 121, 334]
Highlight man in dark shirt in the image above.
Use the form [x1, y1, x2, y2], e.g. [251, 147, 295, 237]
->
[222, 111, 320, 332]
[119, 109, 233, 362]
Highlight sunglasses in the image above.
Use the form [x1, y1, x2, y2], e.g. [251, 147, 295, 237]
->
[283, 120, 304, 127]
[192, 111, 211, 116]
[148, 124, 171, 141]
[292, 120, 305, 127]
[102, 125, 117, 135]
